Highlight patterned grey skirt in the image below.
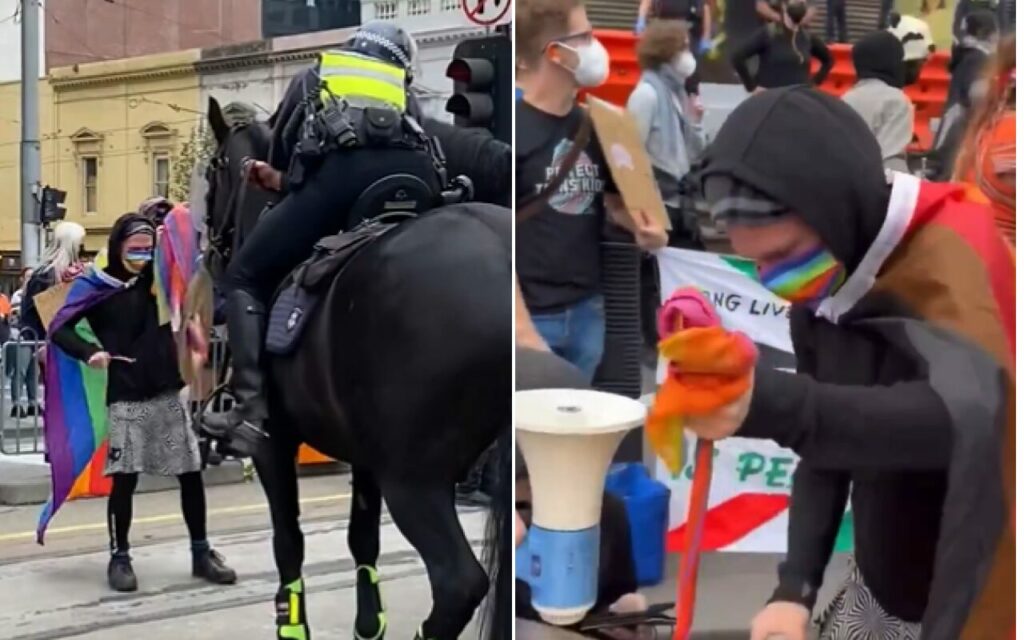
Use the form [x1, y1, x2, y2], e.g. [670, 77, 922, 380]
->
[104, 390, 201, 477]
[816, 563, 921, 640]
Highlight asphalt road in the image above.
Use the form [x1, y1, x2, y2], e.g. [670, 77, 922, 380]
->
[0, 474, 487, 640]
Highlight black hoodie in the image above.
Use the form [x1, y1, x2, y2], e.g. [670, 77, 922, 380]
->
[700, 87, 962, 623]
[51, 214, 183, 404]
[852, 30, 905, 88]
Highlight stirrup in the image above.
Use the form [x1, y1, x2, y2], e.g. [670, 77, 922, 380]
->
[225, 420, 269, 458]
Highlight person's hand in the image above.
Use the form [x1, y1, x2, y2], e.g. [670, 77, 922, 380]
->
[87, 351, 112, 369]
[752, 86, 767, 95]
[683, 371, 754, 441]
[635, 15, 647, 33]
[245, 160, 283, 192]
[634, 211, 669, 251]
[699, 37, 714, 55]
[688, 96, 705, 122]
[749, 602, 810, 640]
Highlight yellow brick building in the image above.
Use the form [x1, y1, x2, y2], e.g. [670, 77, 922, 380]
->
[0, 49, 203, 271]
[46, 50, 203, 252]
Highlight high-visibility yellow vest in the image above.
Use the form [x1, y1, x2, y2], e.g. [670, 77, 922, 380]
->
[319, 50, 406, 112]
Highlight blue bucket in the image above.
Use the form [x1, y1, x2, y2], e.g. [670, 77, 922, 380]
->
[605, 462, 670, 586]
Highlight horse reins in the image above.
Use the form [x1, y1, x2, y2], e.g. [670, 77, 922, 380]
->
[515, 111, 593, 223]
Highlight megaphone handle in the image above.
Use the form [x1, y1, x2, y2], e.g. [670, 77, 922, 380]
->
[672, 438, 714, 640]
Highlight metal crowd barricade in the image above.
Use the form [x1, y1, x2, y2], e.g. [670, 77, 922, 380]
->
[0, 334, 46, 455]
[0, 330, 233, 455]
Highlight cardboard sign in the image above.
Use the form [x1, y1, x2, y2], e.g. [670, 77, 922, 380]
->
[585, 94, 672, 231]
[32, 281, 73, 333]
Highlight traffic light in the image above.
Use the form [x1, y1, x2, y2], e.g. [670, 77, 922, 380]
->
[445, 34, 511, 144]
[39, 185, 67, 225]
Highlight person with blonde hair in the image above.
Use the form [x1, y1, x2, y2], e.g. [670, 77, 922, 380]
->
[954, 34, 1015, 245]
[19, 221, 87, 342]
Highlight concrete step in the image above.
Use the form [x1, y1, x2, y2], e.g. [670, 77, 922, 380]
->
[0, 457, 251, 506]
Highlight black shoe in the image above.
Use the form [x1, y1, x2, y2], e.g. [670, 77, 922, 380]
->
[9, 406, 18, 418]
[201, 290, 270, 457]
[108, 554, 138, 592]
[192, 548, 237, 585]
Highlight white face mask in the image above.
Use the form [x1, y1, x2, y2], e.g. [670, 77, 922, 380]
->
[554, 39, 610, 88]
[673, 51, 697, 78]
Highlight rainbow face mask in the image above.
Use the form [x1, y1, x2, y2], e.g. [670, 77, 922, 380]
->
[123, 249, 153, 274]
[757, 246, 845, 306]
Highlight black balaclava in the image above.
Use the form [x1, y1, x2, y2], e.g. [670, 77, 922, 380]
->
[105, 213, 156, 283]
[853, 31, 906, 88]
[699, 86, 890, 273]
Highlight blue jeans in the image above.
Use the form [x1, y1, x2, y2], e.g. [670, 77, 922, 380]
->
[531, 295, 606, 383]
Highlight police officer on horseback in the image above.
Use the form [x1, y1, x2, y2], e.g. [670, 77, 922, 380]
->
[204, 21, 453, 454]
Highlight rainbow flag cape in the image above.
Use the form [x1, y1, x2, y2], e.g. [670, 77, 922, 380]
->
[154, 203, 199, 332]
[37, 267, 128, 544]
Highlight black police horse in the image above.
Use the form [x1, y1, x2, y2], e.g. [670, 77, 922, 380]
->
[202, 98, 511, 640]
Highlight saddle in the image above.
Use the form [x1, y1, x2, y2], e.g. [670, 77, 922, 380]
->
[265, 212, 414, 355]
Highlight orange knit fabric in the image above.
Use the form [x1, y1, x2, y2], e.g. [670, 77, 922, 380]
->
[963, 111, 1016, 245]
[648, 325, 758, 475]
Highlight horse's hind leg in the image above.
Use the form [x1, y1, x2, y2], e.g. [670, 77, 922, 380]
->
[381, 481, 488, 640]
[349, 468, 386, 640]
[253, 428, 309, 639]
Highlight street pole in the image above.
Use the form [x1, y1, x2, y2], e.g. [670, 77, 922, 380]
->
[20, 0, 41, 268]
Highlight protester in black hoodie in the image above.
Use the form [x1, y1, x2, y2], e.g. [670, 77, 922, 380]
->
[679, 87, 1013, 638]
[731, 0, 833, 92]
[51, 214, 237, 594]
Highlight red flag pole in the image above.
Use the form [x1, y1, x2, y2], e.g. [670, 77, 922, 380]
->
[672, 439, 714, 639]
[670, 310, 715, 640]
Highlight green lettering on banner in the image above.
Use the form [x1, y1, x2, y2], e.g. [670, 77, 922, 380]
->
[764, 457, 793, 488]
[736, 452, 765, 482]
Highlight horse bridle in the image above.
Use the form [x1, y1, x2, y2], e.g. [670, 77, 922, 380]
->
[205, 124, 259, 272]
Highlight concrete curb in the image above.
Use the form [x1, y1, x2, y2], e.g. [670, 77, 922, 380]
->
[0, 460, 246, 506]
[0, 457, 351, 506]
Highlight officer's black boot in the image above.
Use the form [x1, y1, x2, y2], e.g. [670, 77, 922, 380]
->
[202, 290, 270, 457]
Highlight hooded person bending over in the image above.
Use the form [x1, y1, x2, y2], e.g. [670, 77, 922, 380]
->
[679, 87, 1013, 639]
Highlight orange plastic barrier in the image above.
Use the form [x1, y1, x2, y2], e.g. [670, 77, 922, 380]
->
[298, 444, 334, 465]
[585, 30, 952, 152]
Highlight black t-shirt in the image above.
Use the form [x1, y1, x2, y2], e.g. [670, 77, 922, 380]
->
[515, 101, 618, 314]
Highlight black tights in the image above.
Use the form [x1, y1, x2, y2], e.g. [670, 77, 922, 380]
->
[107, 472, 207, 554]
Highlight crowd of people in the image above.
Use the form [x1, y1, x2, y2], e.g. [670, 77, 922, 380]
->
[515, 0, 1015, 636]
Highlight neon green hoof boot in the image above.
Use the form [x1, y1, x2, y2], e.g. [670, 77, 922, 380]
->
[354, 565, 387, 640]
[278, 624, 311, 640]
[276, 579, 310, 640]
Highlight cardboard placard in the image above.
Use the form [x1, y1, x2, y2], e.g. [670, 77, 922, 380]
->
[585, 94, 672, 231]
[32, 281, 73, 333]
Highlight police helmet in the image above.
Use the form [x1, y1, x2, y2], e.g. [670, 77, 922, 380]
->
[342, 21, 417, 76]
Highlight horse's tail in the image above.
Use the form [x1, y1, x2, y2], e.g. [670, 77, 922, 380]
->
[480, 429, 512, 640]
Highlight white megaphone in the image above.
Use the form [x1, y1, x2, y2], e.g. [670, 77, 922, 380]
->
[515, 388, 647, 626]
